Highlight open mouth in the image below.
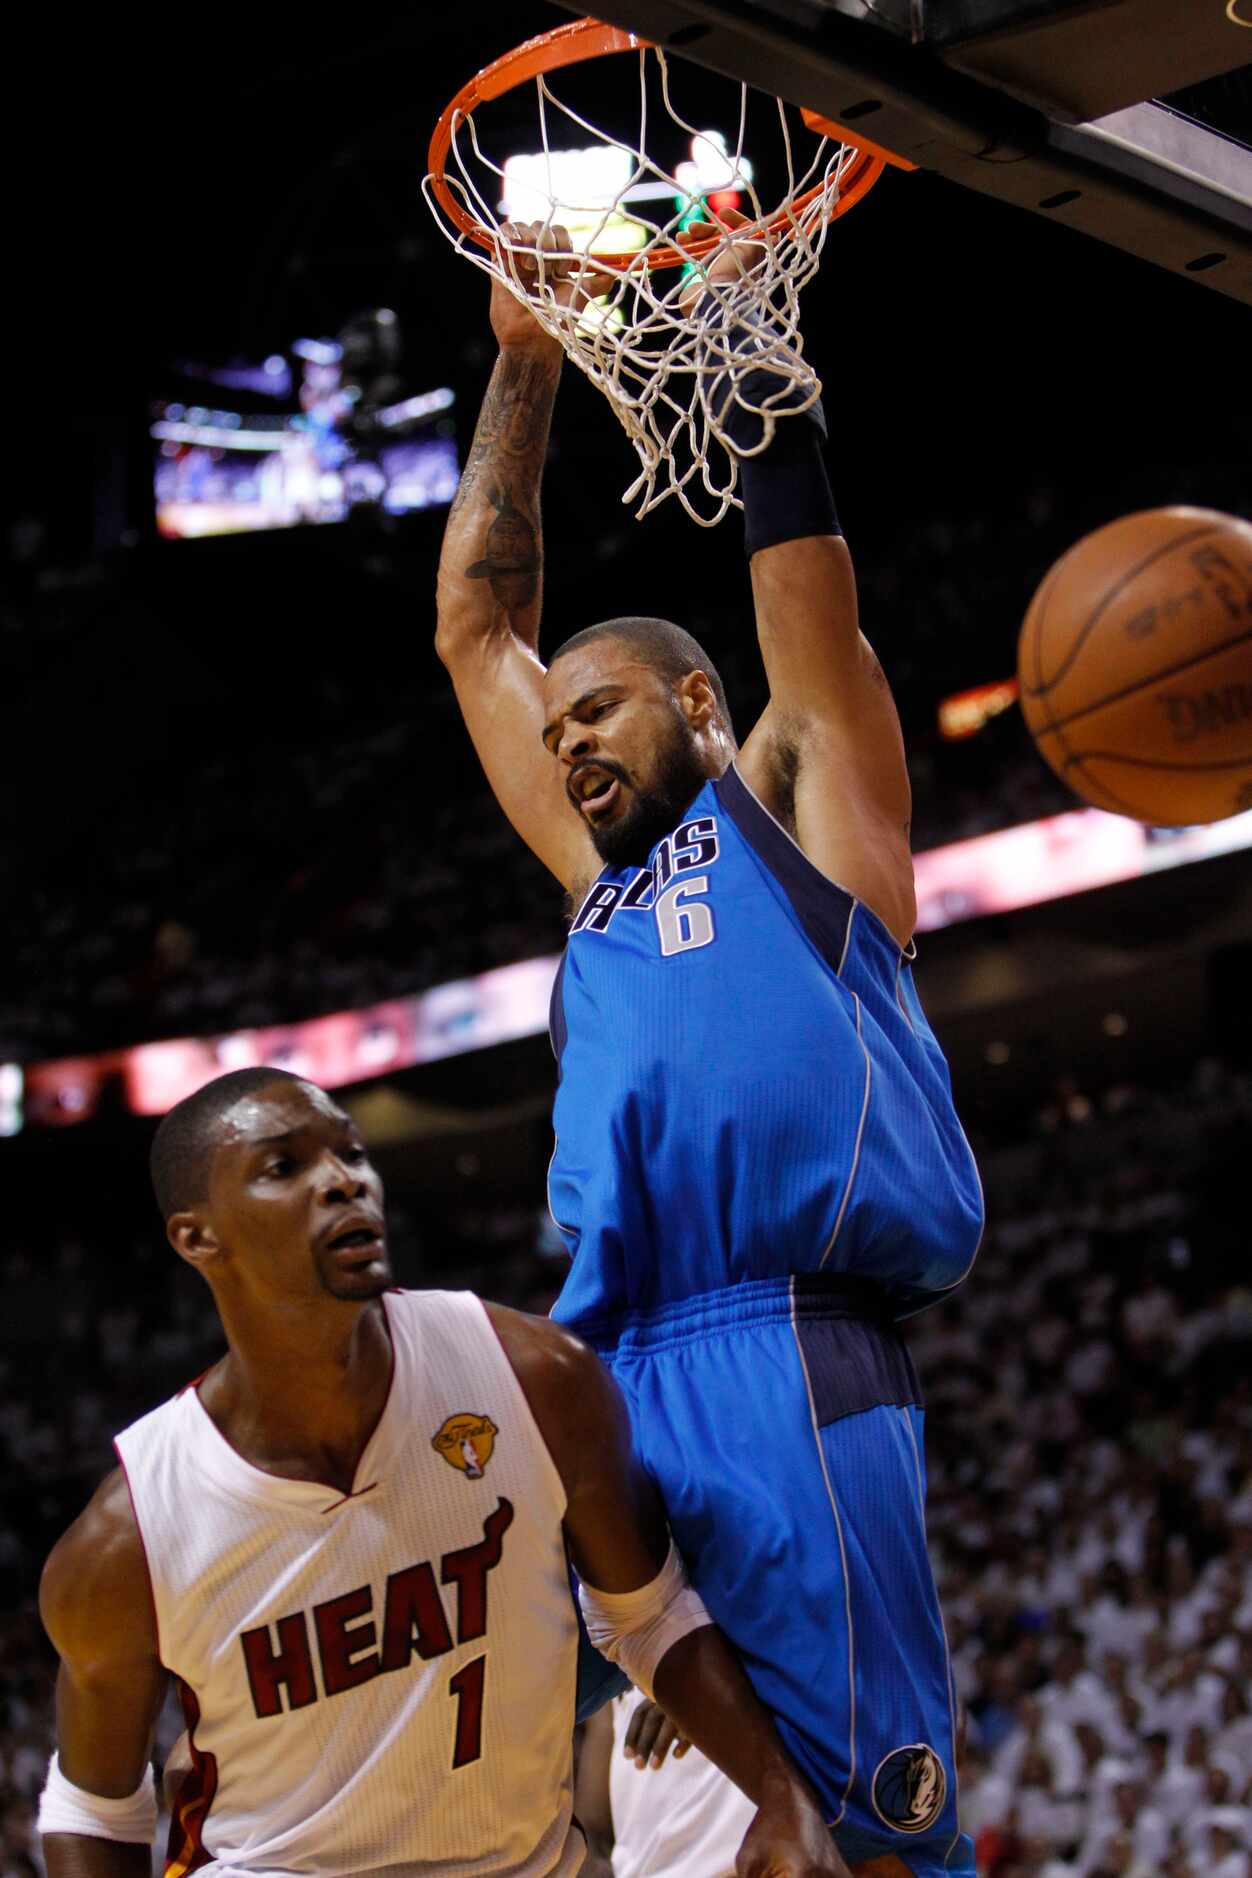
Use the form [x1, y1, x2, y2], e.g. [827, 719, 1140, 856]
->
[570, 766, 622, 818]
[326, 1225, 384, 1258]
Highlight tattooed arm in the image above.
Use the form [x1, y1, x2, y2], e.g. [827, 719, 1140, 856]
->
[440, 346, 557, 655]
[435, 223, 596, 890]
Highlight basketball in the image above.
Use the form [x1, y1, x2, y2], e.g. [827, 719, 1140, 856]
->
[1018, 506, 1252, 826]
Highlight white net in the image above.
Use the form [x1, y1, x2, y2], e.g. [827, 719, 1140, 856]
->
[424, 38, 864, 527]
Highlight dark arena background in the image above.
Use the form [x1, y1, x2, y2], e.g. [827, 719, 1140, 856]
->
[4, 5, 1252, 1874]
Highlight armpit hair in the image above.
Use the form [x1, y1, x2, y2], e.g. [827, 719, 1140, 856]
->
[771, 724, 802, 838]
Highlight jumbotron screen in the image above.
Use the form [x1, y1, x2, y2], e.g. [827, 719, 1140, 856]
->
[152, 342, 459, 540]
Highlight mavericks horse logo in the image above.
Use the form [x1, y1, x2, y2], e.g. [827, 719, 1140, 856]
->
[432, 1413, 498, 1479]
[871, 1744, 947, 1834]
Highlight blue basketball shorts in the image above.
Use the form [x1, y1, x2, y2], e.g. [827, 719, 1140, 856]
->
[595, 1276, 974, 1878]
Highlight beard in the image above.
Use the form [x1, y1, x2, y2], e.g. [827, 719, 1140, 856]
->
[586, 711, 709, 868]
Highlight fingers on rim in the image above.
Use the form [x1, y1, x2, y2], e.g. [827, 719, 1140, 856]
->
[678, 206, 755, 240]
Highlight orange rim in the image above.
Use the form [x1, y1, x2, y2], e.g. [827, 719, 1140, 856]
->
[427, 14, 887, 274]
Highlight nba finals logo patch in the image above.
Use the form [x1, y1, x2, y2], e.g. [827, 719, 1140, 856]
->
[871, 1744, 947, 1835]
[432, 1413, 498, 1480]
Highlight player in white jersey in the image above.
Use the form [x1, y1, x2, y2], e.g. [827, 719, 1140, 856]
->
[38, 1067, 847, 1878]
[577, 1693, 756, 1878]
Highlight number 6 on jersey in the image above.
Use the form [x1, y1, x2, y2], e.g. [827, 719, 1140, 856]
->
[655, 876, 715, 957]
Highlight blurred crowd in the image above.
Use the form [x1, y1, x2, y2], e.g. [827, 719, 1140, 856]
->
[1, 719, 567, 1063]
[2, 1053, 1252, 1873]
[918, 1057, 1252, 1876]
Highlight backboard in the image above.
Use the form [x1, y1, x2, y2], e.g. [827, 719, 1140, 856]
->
[550, 0, 1252, 305]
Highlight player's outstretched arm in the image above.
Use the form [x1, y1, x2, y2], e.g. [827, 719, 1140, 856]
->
[487, 1305, 851, 1878]
[38, 1470, 167, 1878]
[685, 215, 915, 944]
[744, 534, 916, 946]
[435, 224, 596, 891]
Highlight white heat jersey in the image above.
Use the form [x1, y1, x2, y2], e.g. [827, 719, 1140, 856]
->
[607, 1695, 754, 1878]
[115, 1290, 582, 1878]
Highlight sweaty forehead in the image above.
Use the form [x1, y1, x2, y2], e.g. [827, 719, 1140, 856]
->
[543, 645, 658, 712]
[217, 1080, 349, 1155]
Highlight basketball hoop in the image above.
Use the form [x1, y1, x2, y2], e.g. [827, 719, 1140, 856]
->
[423, 17, 896, 526]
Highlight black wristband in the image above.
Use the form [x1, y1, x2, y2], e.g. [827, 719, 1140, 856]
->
[739, 406, 840, 558]
[696, 288, 840, 556]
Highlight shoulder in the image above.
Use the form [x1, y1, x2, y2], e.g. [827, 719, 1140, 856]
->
[481, 1300, 607, 1405]
[481, 1303, 625, 1490]
[41, 1466, 158, 1668]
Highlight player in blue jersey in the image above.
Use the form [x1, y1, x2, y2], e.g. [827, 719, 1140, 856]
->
[435, 218, 983, 1878]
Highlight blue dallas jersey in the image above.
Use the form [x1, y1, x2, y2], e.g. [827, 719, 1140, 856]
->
[548, 763, 983, 1342]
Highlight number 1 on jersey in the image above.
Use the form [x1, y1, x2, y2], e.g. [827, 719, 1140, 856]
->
[449, 1654, 486, 1768]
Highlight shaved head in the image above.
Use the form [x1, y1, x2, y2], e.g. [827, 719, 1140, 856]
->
[552, 617, 733, 735]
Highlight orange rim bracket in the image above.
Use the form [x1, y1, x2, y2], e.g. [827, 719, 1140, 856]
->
[800, 109, 919, 171]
